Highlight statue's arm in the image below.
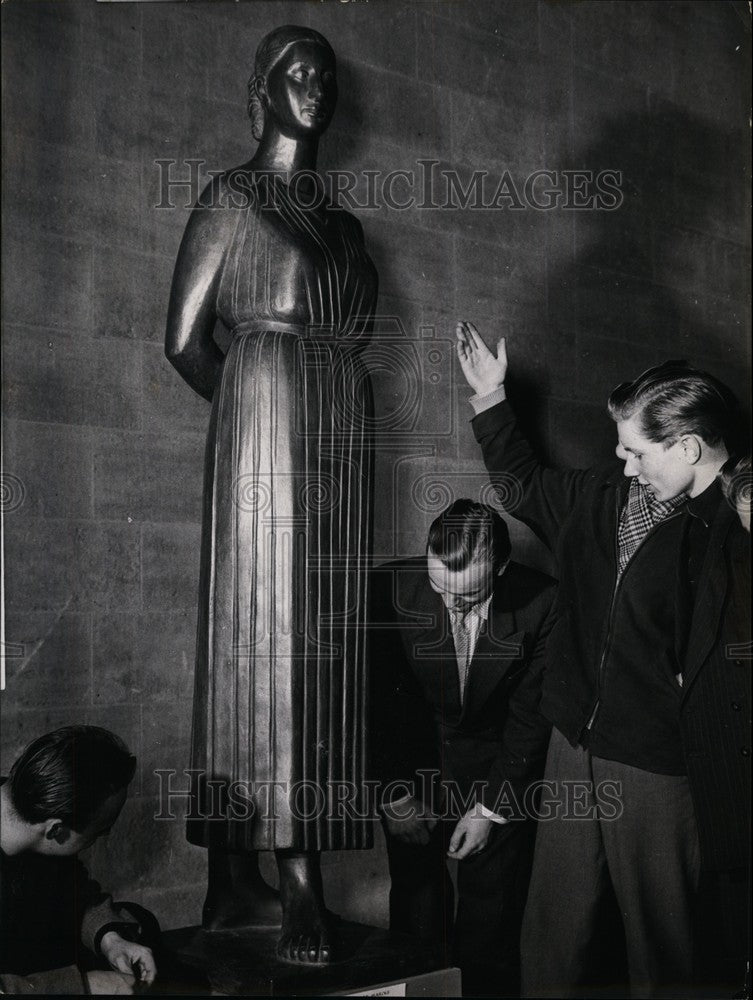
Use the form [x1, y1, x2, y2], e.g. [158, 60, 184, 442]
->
[165, 177, 236, 402]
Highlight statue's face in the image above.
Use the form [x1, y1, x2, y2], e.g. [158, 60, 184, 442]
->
[263, 40, 337, 138]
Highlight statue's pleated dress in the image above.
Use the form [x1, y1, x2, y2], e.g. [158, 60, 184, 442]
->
[187, 175, 378, 851]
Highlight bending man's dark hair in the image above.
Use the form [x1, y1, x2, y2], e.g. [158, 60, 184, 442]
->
[427, 499, 511, 572]
[8, 726, 136, 831]
[607, 359, 738, 449]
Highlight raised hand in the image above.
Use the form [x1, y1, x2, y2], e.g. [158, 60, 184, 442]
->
[455, 321, 508, 396]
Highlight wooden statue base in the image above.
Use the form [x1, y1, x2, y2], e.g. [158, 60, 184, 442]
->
[156, 920, 461, 996]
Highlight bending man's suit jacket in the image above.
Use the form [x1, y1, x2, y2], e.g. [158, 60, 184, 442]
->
[370, 557, 557, 817]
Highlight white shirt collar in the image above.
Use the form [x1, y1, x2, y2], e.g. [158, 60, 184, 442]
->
[448, 560, 508, 623]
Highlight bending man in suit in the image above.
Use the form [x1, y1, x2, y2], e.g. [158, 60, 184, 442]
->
[370, 499, 556, 997]
[456, 322, 750, 998]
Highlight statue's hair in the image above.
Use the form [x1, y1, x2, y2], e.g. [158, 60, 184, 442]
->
[247, 25, 336, 141]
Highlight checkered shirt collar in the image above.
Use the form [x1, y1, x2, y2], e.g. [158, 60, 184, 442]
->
[617, 478, 687, 575]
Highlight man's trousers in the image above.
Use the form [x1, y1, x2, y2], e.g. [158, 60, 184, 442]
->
[384, 815, 535, 997]
[521, 727, 701, 999]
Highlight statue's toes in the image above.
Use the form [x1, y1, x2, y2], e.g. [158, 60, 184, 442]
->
[296, 936, 312, 964]
[277, 927, 332, 964]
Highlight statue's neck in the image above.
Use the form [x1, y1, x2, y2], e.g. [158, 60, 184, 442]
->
[250, 131, 319, 176]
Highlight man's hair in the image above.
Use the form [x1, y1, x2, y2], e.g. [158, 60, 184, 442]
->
[719, 454, 751, 510]
[607, 360, 737, 449]
[7, 726, 136, 831]
[427, 499, 511, 571]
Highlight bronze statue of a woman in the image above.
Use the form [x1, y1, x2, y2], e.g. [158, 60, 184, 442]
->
[165, 25, 377, 964]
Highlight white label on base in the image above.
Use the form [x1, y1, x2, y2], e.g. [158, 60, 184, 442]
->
[347, 984, 407, 997]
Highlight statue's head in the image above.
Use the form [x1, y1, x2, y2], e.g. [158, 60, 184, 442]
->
[248, 25, 337, 141]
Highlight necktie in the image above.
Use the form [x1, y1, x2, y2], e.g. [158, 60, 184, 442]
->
[450, 610, 472, 704]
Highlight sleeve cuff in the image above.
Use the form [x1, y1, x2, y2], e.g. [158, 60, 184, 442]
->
[469, 385, 506, 415]
[93, 920, 140, 956]
[478, 803, 509, 825]
[381, 794, 415, 820]
[388, 793, 412, 806]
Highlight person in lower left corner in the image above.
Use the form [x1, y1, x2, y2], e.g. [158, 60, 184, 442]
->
[0, 725, 160, 995]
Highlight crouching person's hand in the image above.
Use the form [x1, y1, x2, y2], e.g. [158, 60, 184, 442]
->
[100, 930, 157, 988]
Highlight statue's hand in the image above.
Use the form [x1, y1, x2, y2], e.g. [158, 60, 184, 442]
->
[382, 795, 437, 846]
[455, 321, 508, 396]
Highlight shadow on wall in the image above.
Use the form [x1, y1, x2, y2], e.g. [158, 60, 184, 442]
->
[348, 102, 749, 475]
[542, 105, 750, 469]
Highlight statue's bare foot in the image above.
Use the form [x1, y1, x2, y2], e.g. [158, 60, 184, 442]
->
[202, 848, 282, 930]
[276, 903, 333, 964]
[275, 850, 333, 964]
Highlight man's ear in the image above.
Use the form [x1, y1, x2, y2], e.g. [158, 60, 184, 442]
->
[44, 819, 71, 845]
[680, 435, 702, 465]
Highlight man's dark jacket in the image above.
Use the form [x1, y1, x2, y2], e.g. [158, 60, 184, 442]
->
[472, 399, 751, 871]
[370, 556, 557, 816]
[0, 846, 144, 995]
